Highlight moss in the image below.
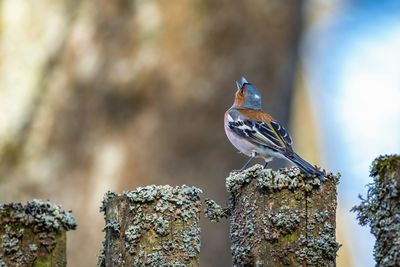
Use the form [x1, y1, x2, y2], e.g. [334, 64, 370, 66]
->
[370, 154, 400, 178]
[100, 185, 202, 266]
[278, 229, 299, 244]
[352, 155, 400, 267]
[0, 200, 76, 266]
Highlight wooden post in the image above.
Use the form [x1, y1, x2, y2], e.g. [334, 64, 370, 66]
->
[98, 185, 202, 267]
[205, 164, 340, 266]
[0, 199, 77, 266]
[352, 155, 400, 267]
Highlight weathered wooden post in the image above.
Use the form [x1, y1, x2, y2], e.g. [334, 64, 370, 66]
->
[352, 155, 400, 267]
[98, 185, 202, 266]
[205, 164, 340, 266]
[0, 199, 77, 266]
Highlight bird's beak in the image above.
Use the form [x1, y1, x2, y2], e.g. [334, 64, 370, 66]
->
[235, 81, 242, 91]
[236, 76, 249, 92]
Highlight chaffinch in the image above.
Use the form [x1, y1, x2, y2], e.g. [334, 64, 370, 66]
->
[224, 76, 325, 180]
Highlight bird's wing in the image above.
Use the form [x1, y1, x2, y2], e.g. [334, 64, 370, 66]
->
[270, 120, 293, 147]
[226, 109, 293, 152]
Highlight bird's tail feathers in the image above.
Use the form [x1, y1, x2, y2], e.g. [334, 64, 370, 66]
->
[287, 153, 325, 181]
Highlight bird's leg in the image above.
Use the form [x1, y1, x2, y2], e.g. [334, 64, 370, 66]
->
[240, 153, 256, 171]
[263, 161, 269, 169]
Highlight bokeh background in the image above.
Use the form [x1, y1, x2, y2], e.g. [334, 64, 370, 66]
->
[1, 0, 399, 266]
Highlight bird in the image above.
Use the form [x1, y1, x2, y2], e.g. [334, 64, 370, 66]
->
[224, 76, 325, 180]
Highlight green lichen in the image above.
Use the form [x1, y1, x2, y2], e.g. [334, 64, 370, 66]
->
[99, 185, 202, 266]
[226, 164, 261, 193]
[315, 210, 329, 223]
[29, 243, 38, 252]
[124, 225, 142, 254]
[100, 191, 117, 213]
[226, 164, 335, 194]
[0, 200, 76, 266]
[296, 223, 340, 265]
[103, 220, 120, 233]
[352, 155, 400, 267]
[370, 154, 400, 179]
[269, 206, 300, 236]
[1, 226, 23, 255]
[227, 164, 339, 266]
[0, 199, 76, 232]
[203, 198, 229, 222]
[153, 216, 169, 236]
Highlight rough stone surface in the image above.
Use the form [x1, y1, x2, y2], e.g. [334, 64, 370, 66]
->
[0, 199, 76, 266]
[98, 185, 202, 267]
[352, 155, 400, 267]
[213, 164, 340, 267]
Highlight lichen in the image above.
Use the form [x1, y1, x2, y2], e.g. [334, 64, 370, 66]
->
[0, 199, 77, 232]
[203, 198, 229, 222]
[296, 222, 340, 265]
[103, 220, 120, 233]
[1, 226, 23, 256]
[0, 200, 76, 266]
[227, 164, 339, 266]
[124, 225, 142, 254]
[99, 185, 202, 266]
[315, 210, 329, 223]
[226, 164, 262, 193]
[100, 191, 117, 213]
[226, 164, 336, 194]
[351, 155, 400, 267]
[28, 243, 38, 252]
[181, 226, 201, 257]
[268, 206, 300, 236]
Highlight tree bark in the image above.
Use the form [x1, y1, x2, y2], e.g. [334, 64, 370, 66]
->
[352, 155, 400, 267]
[0, 200, 76, 267]
[223, 165, 339, 266]
[98, 185, 202, 266]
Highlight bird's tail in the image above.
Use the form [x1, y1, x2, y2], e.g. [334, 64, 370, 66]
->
[287, 153, 325, 181]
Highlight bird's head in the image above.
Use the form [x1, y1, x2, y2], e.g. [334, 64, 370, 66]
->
[233, 76, 262, 110]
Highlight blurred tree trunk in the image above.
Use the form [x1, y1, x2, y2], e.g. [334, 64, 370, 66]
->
[0, 0, 303, 266]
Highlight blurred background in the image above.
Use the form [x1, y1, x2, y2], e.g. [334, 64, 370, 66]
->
[0, 0, 399, 266]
